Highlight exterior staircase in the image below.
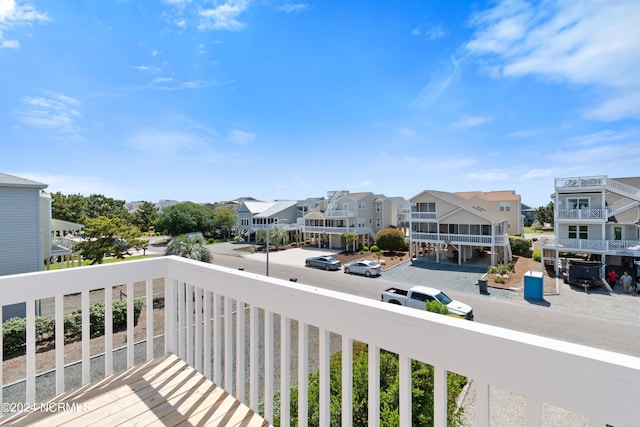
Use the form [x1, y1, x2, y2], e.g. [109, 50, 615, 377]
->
[325, 190, 348, 216]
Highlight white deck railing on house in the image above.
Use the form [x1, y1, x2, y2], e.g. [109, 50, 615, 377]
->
[1, 257, 639, 426]
[542, 237, 640, 253]
[410, 232, 507, 246]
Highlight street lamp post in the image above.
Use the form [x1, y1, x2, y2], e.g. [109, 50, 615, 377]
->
[266, 219, 288, 276]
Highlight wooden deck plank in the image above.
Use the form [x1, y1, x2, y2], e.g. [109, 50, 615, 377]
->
[0, 354, 270, 427]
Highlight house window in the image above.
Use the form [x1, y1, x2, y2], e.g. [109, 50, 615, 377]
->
[376, 203, 381, 212]
[421, 202, 436, 212]
[241, 218, 249, 226]
[499, 202, 511, 212]
[568, 198, 589, 209]
[376, 218, 381, 227]
[568, 225, 588, 239]
[358, 202, 365, 209]
[343, 203, 349, 211]
[369, 218, 373, 224]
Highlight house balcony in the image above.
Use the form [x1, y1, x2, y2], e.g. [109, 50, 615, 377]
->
[303, 225, 362, 234]
[1, 257, 638, 426]
[324, 209, 357, 218]
[410, 212, 437, 221]
[556, 208, 607, 222]
[556, 176, 640, 201]
[541, 237, 640, 254]
[410, 232, 507, 246]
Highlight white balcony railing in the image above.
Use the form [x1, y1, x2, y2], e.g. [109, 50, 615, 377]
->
[556, 209, 606, 221]
[410, 232, 506, 245]
[324, 209, 356, 218]
[410, 212, 437, 220]
[1, 257, 639, 426]
[542, 238, 640, 253]
[555, 176, 606, 190]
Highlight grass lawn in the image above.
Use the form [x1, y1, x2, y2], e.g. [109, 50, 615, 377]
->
[524, 226, 554, 235]
[48, 255, 153, 270]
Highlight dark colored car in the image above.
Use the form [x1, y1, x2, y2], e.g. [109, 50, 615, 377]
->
[305, 256, 342, 271]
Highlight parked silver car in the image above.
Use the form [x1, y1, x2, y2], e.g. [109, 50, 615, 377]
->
[305, 256, 342, 271]
[344, 260, 381, 277]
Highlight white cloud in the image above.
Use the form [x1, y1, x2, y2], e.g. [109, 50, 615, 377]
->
[466, 171, 508, 182]
[125, 129, 205, 154]
[465, 0, 640, 121]
[0, 0, 49, 48]
[14, 92, 82, 130]
[521, 169, 552, 180]
[278, 3, 309, 14]
[398, 127, 415, 136]
[453, 115, 491, 129]
[412, 55, 461, 109]
[424, 26, 445, 40]
[506, 128, 544, 138]
[411, 28, 421, 36]
[567, 129, 634, 147]
[229, 129, 255, 144]
[199, 0, 250, 31]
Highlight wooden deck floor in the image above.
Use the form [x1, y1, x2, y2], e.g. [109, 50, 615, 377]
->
[0, 354, 270, 426]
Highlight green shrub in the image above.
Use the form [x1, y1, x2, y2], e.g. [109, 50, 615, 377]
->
[509, 236, 531, 256]
[495, 275, 506, 284]
[426, 300, 449, 315]
[362, 245, 369, 251]
[35, 316, 55, 341]
[370, 245, 379, 253]
[374, 228, 407, 251]
[2, 317, 26, 355]
[532, 248, 541, 262]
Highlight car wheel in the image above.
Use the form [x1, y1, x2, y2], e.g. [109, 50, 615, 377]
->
[365, 271, 371, 277]
[345, 268, 350, 274]
[324, 265, 330, 271]
[306, 261, 310, 267]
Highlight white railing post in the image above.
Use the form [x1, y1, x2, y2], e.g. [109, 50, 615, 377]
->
[476, 381, 490, 426]
[164, 278, 177, 355]
[434, 366, 447, 426]
[26, 299, 36, 403]
[146, 279, 154, 361]
[236, 301, 246, 403]
[81, 290, 90, 385]
[265, 310, 274, 423]
[105, 284, 113, 374]
[224, 296, 233, 394]
[320, 328, 331, 427]
[399, 354, 411, 426]
[186, 284, 194, 367]
[298, 322, 309, 427]
[55, 294, 65, 393]
[527, 397, 542, 426]
[127, 281, 134, 368]
[249, 305, 259, 412]
[342, 336, 353, 427]
[195, 286, 203, 372]
[213, 293, 222, 386]
[178, 281, 186, 360]
[204, 290, 213, 379]
[368, 345, 380, 427]
[281, 316, 291, 427]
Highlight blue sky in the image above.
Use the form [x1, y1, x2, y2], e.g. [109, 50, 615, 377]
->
[2, 0, 639, 208]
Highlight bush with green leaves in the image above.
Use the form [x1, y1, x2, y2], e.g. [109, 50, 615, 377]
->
[270, 343, 465, 427]
[532, 248, 541, 262]
[375, 228, 407, 252]
[370, 245, 379, 253]
[2, 298, 144, 355]
[509, 236, 531, 256]
[426, 300, 449, 315]
[488, 263, 511, 275]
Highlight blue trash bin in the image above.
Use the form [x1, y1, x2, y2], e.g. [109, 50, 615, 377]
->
[524, 270, 543, 301]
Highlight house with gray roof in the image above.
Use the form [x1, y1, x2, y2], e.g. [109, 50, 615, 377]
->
[236, 199, 301, 242]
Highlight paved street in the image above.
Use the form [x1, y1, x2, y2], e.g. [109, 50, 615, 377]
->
[207, 242, 640, 357]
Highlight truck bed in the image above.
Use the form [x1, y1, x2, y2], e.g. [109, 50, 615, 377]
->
[383, 287, 408, 297]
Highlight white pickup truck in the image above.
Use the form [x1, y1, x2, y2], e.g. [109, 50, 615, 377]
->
[380, 285, 474, 320]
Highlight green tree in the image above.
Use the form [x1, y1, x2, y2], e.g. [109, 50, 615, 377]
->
[268, 225, 289, 250]
[534, 201, 554, 226]
[509, 236, 531, 256]
[375, 228, 407, 252]
[154, 202, 215, 236]
[132, 201, 159, 232]
[272, 344, 465, 427]
[51, 192, 88, 223]
[85, 194, 130, 221]
[212, 208, 236, 238]
[341, 232, 359, 252]
[165, 236, 212, 263]
[75, 216, 144, 264]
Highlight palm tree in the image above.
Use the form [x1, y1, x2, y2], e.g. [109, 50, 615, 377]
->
[269, 225, 289, 250]
[165, 236, 212, 263]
